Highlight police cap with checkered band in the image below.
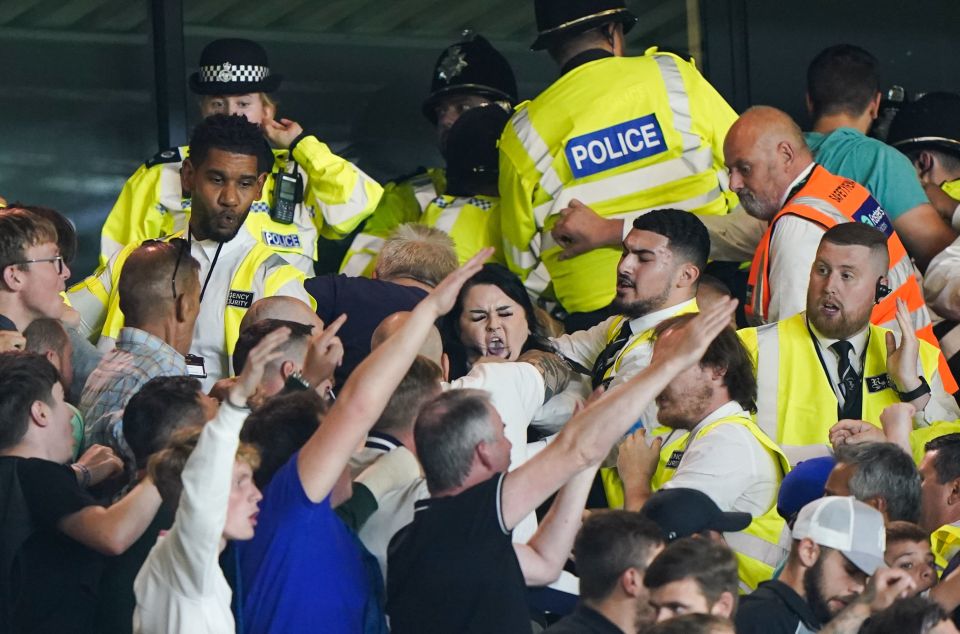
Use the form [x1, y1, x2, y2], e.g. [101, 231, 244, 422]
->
[189, 38, 283, 95]
[422, 31, 518, 125]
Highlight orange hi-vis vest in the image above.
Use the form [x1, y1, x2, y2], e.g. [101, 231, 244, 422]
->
[746, 164, 957, 393]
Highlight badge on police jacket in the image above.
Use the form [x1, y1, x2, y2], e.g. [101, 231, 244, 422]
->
[227, 290, 254, 309]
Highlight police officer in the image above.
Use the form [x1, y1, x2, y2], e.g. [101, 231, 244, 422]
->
[892, 93, 960, 382]
[419, 104, 511, 264]
[499, 0, 739, 332]
[339, 31, 518, 277]
[100, 38, 383, 275]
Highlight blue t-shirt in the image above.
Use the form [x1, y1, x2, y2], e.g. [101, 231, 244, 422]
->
[805, 127, 927, 221]
[238, 451, 384, 634]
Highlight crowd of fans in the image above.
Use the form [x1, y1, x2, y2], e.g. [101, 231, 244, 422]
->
[5, 1, 960, 633]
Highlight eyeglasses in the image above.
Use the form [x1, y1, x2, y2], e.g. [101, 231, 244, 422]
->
[11, 255, 65, 275]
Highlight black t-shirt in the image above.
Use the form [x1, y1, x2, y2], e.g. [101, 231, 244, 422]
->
[735, 579, 821, 634]
[544, 603, 624, 633]
[0, 456, 102, 633]
[304, 274, 428, 388]
[386, 474, 531, 634]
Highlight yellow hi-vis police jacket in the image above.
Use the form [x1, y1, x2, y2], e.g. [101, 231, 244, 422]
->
[339, 167, 446, 277]
[737, 312, 946, 451]
[419, 194, 505, 265]
[70, 229, 314, 385]
[603, 414, 790, 592]
[498, 48, 738, 313]
[100, 136, 384, 275]
[932, 523, 960, 571]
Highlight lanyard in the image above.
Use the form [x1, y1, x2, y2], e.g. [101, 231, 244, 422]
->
[805, 320, 870, 401]
[188, 229, 224, 303]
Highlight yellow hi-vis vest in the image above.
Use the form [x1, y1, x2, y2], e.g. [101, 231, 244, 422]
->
[738, 312, 944, 448]
[340, 168, 446, 277]
[906, 421, 960, 465]
[419, 194, 505, 265]
[71, 232, 309, 359]
[100, 137, 384, 274]
[932, 523, 960, 571]
[498, 48, 738, 311]
[603, 415, 790, 592]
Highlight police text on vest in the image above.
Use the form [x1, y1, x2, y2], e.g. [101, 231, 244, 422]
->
[564, 114, 668, 179]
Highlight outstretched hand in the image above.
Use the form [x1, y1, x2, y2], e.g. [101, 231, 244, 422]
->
[651, 297, 738, 370]
[230, 327, 290, 407]
[421, 247, 494, 317]
[885, 299, 921, 393]
[302, 314, 347, 388]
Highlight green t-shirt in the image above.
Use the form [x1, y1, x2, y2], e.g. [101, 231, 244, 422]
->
[805, 127, 928, 220]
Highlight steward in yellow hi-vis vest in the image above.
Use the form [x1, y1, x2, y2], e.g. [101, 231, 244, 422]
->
[100, 38, 382, 275]
[499, 1, 737, 321]
[339, 31, 518, 277]
[419, 105, 512, 265]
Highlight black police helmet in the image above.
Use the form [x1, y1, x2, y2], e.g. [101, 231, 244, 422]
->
[531, 0, 637, 51]
[444, 105, 512, 195]
[189, 38, 282, 96]
[887, 92, 960, 158]
[422, 32, 518, 125]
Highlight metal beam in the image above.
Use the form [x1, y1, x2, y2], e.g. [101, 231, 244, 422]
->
[699, 0, 750, 111]
[148, 0, 187, 149]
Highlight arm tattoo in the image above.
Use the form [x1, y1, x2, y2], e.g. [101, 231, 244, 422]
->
[519, 350, 573, 403]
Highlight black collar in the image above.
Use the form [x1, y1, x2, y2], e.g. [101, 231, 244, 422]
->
[560, 49, 615, 76]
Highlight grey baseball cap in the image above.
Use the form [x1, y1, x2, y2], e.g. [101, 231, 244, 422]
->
[792, 496, 886, 575]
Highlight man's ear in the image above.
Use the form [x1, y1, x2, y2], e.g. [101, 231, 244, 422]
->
[620, 567, 644, 598]
[254, 172, 267, 200]
[946, 477, 960, 507]
[805, 93, 815, 117]
[440, 352, 451, 383]
[174, 289, 197, 324]
[797, 538, 821, 568]
[711, 591, 737, 619]
[181, 158, 196, 195]
[868, 495, 888, 516]
[279, 359, 296, 381]
[676, 263, 700, 290]
[29, 399, 50, 428]
[475, 441, 497, 471]
[2, 264, 24, 292]
[777, 140, 797, 168]
[916, 150, 936, 180]
[867, 92, 882, 120]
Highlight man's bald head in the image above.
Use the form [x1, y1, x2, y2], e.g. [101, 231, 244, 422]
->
[118, 240, 200, 328]
[372, 311, 444, 366]
[724, 106, 815, 221]
[240, 296, 323, 333]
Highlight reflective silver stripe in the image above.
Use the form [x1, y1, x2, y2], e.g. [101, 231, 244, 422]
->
[751, 247, 768, 321]
[318, 170, 374, 228]
[878, 307, 933, 334]
[507, 242, 539, 270]
[725, 529, 787, 568]
[940, 322, 960, 359]
[430, 199, 465, 237]
[652, 54, 700, 152]
[412, 180, 439, 213]
[533, 146, 718, 228]
[887, 254, 915, 292]
[340, 233, 385, 276]
[511, 108, 565, 201]
[754, 323, 781, 441]
[788, 196, 848, 225]
[524, 262, 552, 296]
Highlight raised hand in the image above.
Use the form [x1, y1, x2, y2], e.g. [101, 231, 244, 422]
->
[262, 117, 305, 150]
[421, 247, 494, 317]
[302, 314, 347, 388]
[230, 327, 290, 407]
[885, 299, 921, 393]
[551, 199, 621, 260]
[651, 297, 738, 370]
[828, 419, 884, 450]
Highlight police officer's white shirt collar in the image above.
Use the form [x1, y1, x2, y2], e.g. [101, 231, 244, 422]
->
[626, 297, 697, 338]
[780, 162, 816, 208]
[688, 400, 749, 437]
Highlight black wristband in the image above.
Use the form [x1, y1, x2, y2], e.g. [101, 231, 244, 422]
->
[287, 131, 311, 156]
[898, 375, 931, 402]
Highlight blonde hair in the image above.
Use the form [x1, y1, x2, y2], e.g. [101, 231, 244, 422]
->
[375, 223, 458, 287]
[148, 425, 261, 510]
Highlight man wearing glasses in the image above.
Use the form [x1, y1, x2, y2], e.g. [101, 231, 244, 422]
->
[0, 207, 71, 339]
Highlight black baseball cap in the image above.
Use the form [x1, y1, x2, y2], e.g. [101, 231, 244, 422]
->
[639, 488, 752, 542]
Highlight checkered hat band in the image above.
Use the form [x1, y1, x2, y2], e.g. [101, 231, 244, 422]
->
[199, 63, 270, 84]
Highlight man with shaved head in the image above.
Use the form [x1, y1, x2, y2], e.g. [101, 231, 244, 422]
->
[80, 240, 202, 458]
[725, 108, 944, 382]
[239, 296, 324, 333]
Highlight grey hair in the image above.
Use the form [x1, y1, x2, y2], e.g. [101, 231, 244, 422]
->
[374, 223, 458, 287]
[414, 389, 497, 493]
[836, 442, 921, 523]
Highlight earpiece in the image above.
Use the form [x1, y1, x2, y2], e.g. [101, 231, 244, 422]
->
[875, 277, 892, 304]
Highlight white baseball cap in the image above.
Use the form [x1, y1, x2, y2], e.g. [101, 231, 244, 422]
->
[791, 496, 886, 575]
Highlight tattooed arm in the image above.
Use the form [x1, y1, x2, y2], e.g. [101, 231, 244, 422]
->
[819, 568, 915, 634]
[517, 350, 574, 403]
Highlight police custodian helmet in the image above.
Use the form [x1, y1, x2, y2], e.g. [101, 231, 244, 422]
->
[421, 31, 519, 124]
[887, 92, 960, 158]
[189, 38, 283, 95]
[530, 0, 638, 51]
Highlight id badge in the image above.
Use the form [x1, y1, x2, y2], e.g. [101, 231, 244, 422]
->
[185, 354, 207, 379]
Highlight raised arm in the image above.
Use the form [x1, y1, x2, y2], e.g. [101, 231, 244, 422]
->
[297, 247, 494, 502]
[499, 298, 738, 530]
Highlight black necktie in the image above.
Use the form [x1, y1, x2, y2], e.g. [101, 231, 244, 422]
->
[831, 340, 858, 401]
[591, 321, 632, 389]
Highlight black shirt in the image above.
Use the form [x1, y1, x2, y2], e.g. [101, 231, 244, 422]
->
[544, 603, 625, 633]
[736, 579, 821, 634]
[0, 313, 18, 332]
[0, 456, 102, 633]
[386, 474, 530, 634]
[304, 274, 428, 387]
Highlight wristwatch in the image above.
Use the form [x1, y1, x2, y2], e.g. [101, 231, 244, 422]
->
[897, 375, 931, 402]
